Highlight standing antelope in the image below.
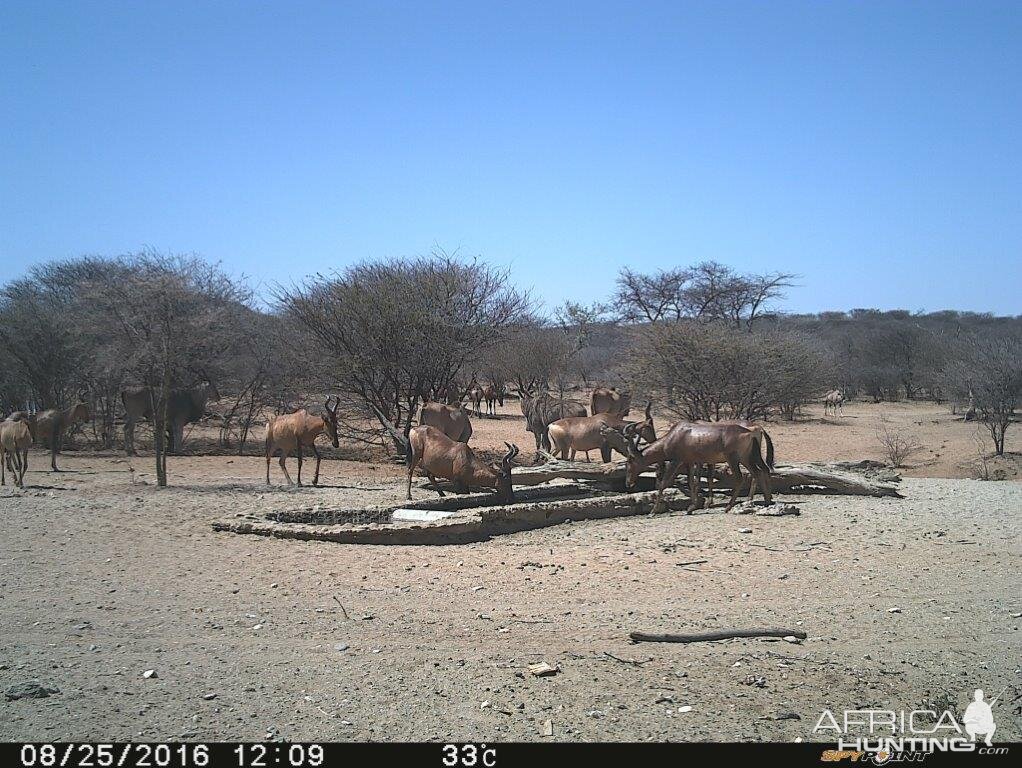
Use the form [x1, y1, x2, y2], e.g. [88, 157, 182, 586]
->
[468, 384, 484, 414]
[602, 420, 772, 514]
[547, 402, 656, 462]
[121, 380, 220, 455]
[264, 397, 341, 486]
[823, 389, 845, 417]
[34, 402, 91, 471]
[590, 386, 632, 416]
[481, 384, 499, 416]
[1, 418, 32, 487]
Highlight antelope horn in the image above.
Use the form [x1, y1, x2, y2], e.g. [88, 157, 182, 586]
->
[644, 401, 652, 419]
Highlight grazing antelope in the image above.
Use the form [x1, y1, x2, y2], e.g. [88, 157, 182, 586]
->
[121, 381, 220, 455]
[823, 389, 845, 417]
[520, 392, 587, 452]
[602, 420, 772, 514]
[420, 401, 473, 442]
[264, 397, 341, 486]
[0, 418, 32, 487]
[547, 402, 657, 462]
[481, 384, 499, 416]
[590, 386, 631, 417]
[34, 402, 91, 471]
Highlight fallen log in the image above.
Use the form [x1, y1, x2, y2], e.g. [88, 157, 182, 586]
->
[630, 628, 807, 644]
[511, 458, 903, 497]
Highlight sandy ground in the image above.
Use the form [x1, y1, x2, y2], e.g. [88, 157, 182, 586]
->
[1, 398, 1020, 742]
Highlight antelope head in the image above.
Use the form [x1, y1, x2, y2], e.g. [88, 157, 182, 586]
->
[491, 442, 520, 503]
[323, 396, 341, 448]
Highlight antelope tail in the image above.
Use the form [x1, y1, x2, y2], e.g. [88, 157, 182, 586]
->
[750, 432, 771, 474]
[763, 430, 775, 470]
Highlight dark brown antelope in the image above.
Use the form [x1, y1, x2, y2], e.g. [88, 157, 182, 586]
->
[590, 386, 631, 416]
[0, 418, 32, 487]
[121, 380, 220, 455]
[264, 397, 341, 486]
[602, 420, 772, 514]
[547, 402, 656, 462]
[34, 402, 91, 471]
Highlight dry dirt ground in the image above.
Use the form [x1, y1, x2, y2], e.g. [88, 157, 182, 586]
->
[1, 399, 1020, 742]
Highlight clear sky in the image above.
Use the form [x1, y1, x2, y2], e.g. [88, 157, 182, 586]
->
[2, 1, 1019, 315]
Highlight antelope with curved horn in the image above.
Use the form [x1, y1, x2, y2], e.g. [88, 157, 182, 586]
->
[372, 404, 519, 502]
[547, 402, 656, 462]
[264, 397, 341, 486]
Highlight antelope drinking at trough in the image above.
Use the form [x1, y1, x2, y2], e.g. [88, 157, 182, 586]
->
[373, 405, 519, 501]
[34, 401, 91, 471]
[0, 418, 32, 487]
[602, 420, 773, 514]
[547, 402, 657, 462]
[264, 397, 341, 486]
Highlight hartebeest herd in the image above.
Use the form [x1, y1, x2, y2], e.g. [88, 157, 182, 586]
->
[2, 378, 789, 514]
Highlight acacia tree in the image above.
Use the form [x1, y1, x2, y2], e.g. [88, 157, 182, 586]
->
[946, 334, 1022, 455]
[620, 322, 830, 421]
[277, 253, 531, 451]
[80, 253, 249, 485]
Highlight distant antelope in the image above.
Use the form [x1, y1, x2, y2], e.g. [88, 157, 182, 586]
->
[823, 389, 845, 417]
[419, 401, 473, 443]
[0, 418, 32, 487]
[547, 402, 656, 462]
[34, 402, 91, 471]
[590, 386, 631, 417]
[481, 384, 499, 416]
[264, 397, 341, 486]
[468, 384, 484, 414]
[121, 380, 220, 455]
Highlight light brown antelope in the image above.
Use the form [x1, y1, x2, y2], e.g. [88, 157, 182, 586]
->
[1, 418, 32, 487]
[481, 384, 499, 416]
[34, 402, 91, 471]
[602, 420, 772, 514]
[419, 401, 472, 442]
[401, 426, 519, 501]
[520, 392, 587, 451]
[468, 384, 484, 414]
[590, 386, 631, 416]
[264, 397, 341, 486]
[547, 402, 656, 462]
[823, 389, 845, 417]
[371, 404, 520, 502]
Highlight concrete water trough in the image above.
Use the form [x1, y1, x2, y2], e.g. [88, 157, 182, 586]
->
[211, 483, 691, 545]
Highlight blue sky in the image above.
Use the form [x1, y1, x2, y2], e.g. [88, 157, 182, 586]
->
[2, 1, 1019, 315]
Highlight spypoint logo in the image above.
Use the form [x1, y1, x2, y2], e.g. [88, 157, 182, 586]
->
[814, 686, 1011, 761]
